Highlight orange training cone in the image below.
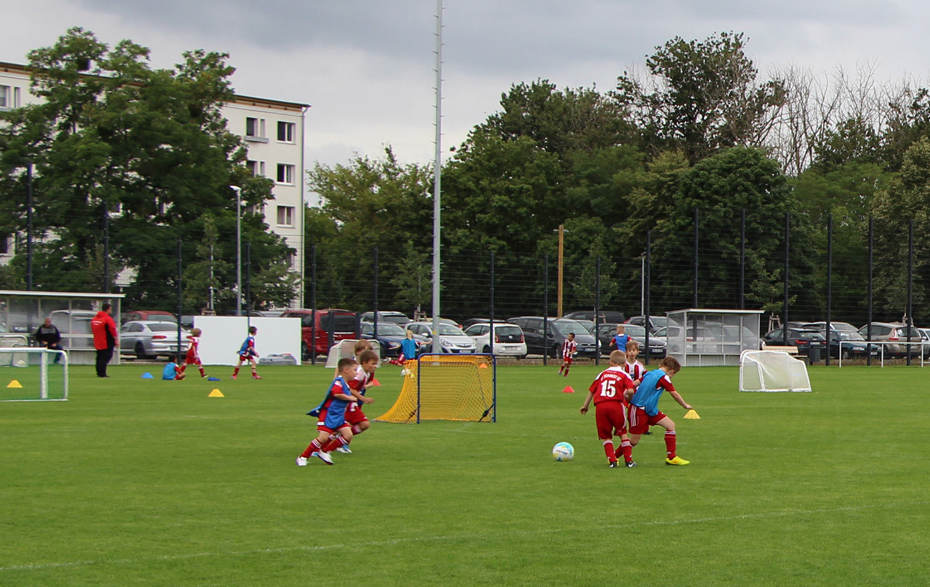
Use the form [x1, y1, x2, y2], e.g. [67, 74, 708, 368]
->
[562, 385, 575, 393]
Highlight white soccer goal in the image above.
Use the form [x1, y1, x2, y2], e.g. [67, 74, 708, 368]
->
[324, 339, 381, 368]
[739, 350, 811, 392]
[0, 348, 69, 402]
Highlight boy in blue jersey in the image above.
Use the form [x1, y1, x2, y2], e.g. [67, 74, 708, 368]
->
[394, 329, 419, 374]
[626, 356, 694, 466]
[610, 324, 630, 353]
[232, 326, 261, 380]
[297, 357, 358, 466]
[162, 354, 185, 380]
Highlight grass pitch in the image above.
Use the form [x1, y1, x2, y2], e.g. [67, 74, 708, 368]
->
[1, 362, 929, 586]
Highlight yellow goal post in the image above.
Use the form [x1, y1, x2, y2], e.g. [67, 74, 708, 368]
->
[375, 354, 496, 423]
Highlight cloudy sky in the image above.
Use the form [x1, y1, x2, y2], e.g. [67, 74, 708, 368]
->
[2, 0, 928, 170]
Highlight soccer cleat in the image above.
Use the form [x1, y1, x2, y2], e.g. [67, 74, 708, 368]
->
[665, 456, 690, 466]
[231, 374, 237, 380]
[252, 375, 263, 380]
[609, 461, 619, 468]
[315, 451, 334, 465]
[336, 445, 352, 454]
[626, 461, 636, 468]
[296, 456, 308, 467]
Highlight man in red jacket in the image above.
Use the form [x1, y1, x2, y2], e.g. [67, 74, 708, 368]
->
[91, 303, 118, 378]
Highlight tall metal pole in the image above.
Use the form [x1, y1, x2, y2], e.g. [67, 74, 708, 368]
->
[430, 0, 443, 354]
[373, 247, 379, 338]
[907, 219, 914, 366]
[739, 209, 746, 310]
[26, 163, 33, 291]
[310, 243, 317, 365]
[645, 230, 652, 366]
[594, 255, 600, 366]
[177, 238, 183, 356]
[782, 212, 790, 346]
[246, 241, 252, 325]
[231, 186, 243, 316]
[102, 201, 109, 293]
[543, 254, 549, 366]
[489, 251, 495, 356]
[867, 217, 874, 366]
[826, 215, 832, 366]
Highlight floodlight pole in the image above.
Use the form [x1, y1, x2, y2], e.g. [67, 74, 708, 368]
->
[231, 186, 243, 316]
[431, 0, 443, 353]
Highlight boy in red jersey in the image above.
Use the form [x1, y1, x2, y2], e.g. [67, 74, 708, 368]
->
[623, 340, 646, 385]
[558, 332, 577, 377]
[580, 350, 637, 468]
[331, 346, 378, 454]
[177, 327, 207, 378]
[297, 358, 359, 466]
[626, 356, 694, 466]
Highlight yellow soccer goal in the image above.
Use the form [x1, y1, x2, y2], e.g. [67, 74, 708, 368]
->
[376, 354, 496, 423]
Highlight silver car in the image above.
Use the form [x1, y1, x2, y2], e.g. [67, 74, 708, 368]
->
[406, 322, 476, 354]
[120, 321, 187, 360]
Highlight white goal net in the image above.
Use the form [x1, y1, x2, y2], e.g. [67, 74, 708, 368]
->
[739, 350, 811, 393]
[0, 348, 69, 402]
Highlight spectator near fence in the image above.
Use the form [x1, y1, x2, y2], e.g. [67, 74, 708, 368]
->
[35, 317, 64, 364]
[91, 303, 118, 378]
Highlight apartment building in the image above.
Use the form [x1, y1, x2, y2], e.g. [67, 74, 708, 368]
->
[0, 61, 308, 307]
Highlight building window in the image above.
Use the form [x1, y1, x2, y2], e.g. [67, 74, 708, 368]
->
[245, 117, 268, 142]
[277, 121, 295, 143]
[0, 234, 10, 255]
[277, 206, 295, 227]
[276, 164, 295, 185]
[0, 85, 10, 109]
[247, 160, 258, 176]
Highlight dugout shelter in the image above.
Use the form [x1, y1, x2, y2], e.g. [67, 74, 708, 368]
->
[0, 290, 124, 366]
[666, 308, 764, 367]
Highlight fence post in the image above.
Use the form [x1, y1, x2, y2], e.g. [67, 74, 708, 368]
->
[782, 212, 790, 347]
[867, 218, 873, 366]
[176, 238, 183, 357]
[310, 244, 317, 365]
[645, 230, 651, 367]
[543, 254, 549, 366]
[907, 220, 914, 366]
[693, 207, 699, 309]
[489, 251, 495, 356]
[246, 242, 251, 325]
[373, 247, 378, 339]
[591, 256, 598, 365]
[825, 215, 832, 366]
[739, 209, 746, 310]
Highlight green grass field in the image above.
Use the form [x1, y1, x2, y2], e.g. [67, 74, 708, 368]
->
[1, 361, 929, 586]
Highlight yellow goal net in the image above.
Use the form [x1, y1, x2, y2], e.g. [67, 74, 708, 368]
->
[376, 354, 496, 423]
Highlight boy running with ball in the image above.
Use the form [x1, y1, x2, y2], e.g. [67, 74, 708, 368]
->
[626, 356, 694, 466]
[580, 350, 637, 468]
[297, 358, 360, 466]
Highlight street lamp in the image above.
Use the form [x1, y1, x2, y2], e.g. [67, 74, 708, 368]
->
[230, 185, 243, 316]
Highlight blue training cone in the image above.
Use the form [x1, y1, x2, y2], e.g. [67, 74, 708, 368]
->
[208, 377, 221, 381]
[141, 372, 154, 379]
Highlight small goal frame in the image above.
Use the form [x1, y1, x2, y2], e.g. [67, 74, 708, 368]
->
[0, 348, 69, 402]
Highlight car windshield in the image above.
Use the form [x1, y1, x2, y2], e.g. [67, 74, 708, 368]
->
[369, 323, 406, 336]
[552, 320, 589, 336]
[836, 331, 865, 341]
[621, 325, 647, 337]
[653, 327, 667, 337]
[435, 324, 466, 336]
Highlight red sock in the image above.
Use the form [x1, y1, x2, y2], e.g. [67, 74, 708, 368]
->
[665, 430, 677, 459]
[352, 424, 364, 435]
[232, 367, 240, 377]
[301, 438, 324, 458]
[603, 440, 617, 463]
[615, 439, 633, 463]
[178, 364, 187, 375]
[322, 436, 348, 453]
[198, 366, 206, 377]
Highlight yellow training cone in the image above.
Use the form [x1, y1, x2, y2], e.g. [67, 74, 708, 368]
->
[208, 389, 224, 398]
[7, 380, 23, 388]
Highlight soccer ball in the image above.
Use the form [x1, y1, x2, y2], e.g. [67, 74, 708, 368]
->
[552, 442, 574, 461]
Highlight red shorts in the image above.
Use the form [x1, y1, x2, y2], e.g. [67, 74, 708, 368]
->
[184, 351, 200, 365]
[594, 401, 628, 439]
[316, 409, 351, 434]
[563, 356, 574, 365]
[627, 405, 667, 435]
[345, 403, 368, 425]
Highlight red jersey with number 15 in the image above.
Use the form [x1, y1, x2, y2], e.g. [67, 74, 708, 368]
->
[588, 366, 636, 405]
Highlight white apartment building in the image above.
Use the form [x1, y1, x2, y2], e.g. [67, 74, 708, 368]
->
[0, 61, 308, 307]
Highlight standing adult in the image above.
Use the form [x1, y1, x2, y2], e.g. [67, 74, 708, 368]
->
[35, 317, 64, 364]
[91, 303, 118, 378]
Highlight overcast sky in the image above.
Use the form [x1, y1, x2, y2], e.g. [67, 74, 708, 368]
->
[3, 0, 929, 170]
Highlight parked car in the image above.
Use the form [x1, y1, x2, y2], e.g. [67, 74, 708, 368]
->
[360, 311, 412, 326]
[625, 315, 668, 333]
[761, 327, 825, 357]
[857, 322, 927, 358]
[507, 317, 597, 358]
[461, 318, 490, 330]
[595, 323, 666, 358]
[120, 320, 187, 360]
[406, 321, 476, 354]
[800, 322, 876, 359]
[121, 310, 177, 325]
[360, 321, 426, 358]
[279, 308, 358, 360]
[464, 322, 527, 358]
[563, 310, 626, 324]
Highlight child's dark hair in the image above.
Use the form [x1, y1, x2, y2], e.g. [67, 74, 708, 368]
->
[167, 354, 177, 363]
[249, 326, 257, 334]
[337, 357, 358, 371]
[660, 356, 681, 372]
[359, 349, 378, 364]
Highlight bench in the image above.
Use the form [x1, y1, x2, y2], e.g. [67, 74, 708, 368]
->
[762, 345, 798, 355]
